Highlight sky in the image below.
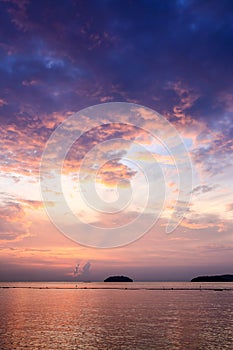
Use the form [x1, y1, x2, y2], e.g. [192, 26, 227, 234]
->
[0, 0, 233, 281]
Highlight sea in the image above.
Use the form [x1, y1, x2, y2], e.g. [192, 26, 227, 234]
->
[0, 282, 233, 350]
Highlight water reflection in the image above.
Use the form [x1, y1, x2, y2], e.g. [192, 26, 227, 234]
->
[0, 286, 232, 349]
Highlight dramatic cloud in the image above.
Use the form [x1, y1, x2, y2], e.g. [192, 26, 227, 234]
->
[74, 261, 91, 280]
[0, 0, 232, 280]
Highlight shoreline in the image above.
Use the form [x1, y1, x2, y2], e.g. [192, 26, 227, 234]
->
[0, 286, 232, 291]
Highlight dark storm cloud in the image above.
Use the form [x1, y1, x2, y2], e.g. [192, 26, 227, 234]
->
[0, 0, 232, 131]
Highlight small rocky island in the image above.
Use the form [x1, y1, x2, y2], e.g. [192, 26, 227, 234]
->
[104, 275, 133, 282]
[191, 274, 233, 282]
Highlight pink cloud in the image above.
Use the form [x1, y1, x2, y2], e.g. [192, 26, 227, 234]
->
[0, 98, 7, 107]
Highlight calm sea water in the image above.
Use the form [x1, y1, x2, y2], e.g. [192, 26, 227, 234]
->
[0, 282, 233, 349]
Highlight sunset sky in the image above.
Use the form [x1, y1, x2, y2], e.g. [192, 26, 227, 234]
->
[0, 0, 233, 281]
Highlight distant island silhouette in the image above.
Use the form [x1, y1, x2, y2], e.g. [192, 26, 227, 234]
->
[191, 274, 233, 282]
[104, 275, 133, 282]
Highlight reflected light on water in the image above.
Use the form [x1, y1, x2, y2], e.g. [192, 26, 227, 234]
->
[0, 284, 233, 349]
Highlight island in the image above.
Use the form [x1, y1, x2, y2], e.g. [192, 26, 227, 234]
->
[191, 274, 233, 282]
[104, 275, 133, 282]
